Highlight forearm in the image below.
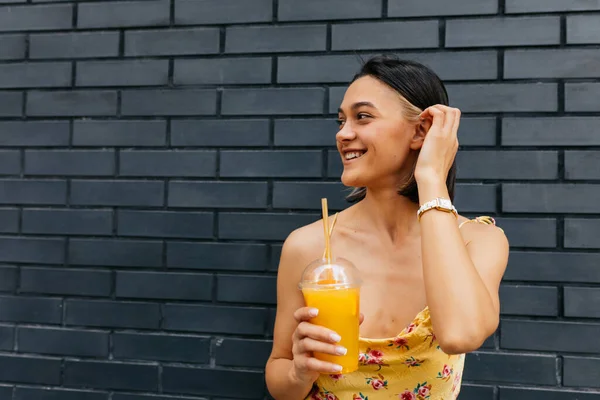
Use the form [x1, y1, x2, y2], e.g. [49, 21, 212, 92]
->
[417, 180, 497, 352]
[265, 358, 314, 400]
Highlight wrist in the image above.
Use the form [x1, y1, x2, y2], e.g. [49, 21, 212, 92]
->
[417, 178, 449, 205]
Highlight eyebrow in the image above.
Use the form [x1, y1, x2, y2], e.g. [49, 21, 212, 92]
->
[338, 101, 377, 114]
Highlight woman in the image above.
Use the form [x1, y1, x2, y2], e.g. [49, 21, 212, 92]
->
[265, 56, 509, 400]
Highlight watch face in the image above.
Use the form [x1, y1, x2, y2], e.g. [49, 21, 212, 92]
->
[439, 198, 452, 208]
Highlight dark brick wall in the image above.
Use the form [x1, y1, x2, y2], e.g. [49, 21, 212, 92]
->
[0, 0, 598, 399]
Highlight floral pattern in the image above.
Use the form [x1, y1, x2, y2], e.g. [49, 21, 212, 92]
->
[388, 336, 410, 350]
[352, 393, 369, 400]
[309, 387, 338, 400]
[403, 356, 424, 367]
[365, 374, 388, 390]
[436, 364, 453, 382]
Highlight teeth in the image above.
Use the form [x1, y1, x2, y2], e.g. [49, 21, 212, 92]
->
[345, 151, 365, 160]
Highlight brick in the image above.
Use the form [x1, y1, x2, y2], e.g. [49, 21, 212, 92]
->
[273, 182, 348, 210]
[175, 0, 272, 25]
[447, 83, 557, 112]
[0, 92, 22, 117]
[126, 28, 219, 56]
[506, 0, 600, 13]
[116, 271, 212, 301]
[565, 151, 600, 179]
[162, 366, 264, 398]
[76, 60, 168, 87]
[505, 251, 600, 284]
[122, 89, 217, 116]
[565, 287, 600, 319]
[0, 266, 17, 292]
[564, 356, 600, 388]
[0, 121, 69, 147]
[20, 267, 111, 297]
[13, 388, 107, 400]
[163, 304, 267, 335]
[566, 83, 600, 112]
[505, 49, 600, 79]
[219, 213, 317, 240]
[458, 117, 497, 146]
[499, 285, 558, 316]
[0, 237, 65, 264]
[327, 149, 343, 176]
[78, 0, 169, 28]
[215, 338, 271, 368]
[71, 180, 164, 207]
[74, 120, 166, 147]
[174, 57, 271, 85]
[0, 325, 13, 351]
[464, 352, 556, 385]
[118, 210, 213, 239]
[389, 0, 497, 16]
[0, 296, 61, 324]
[501, 388, 600, 400]
[113, 332, 210, 363]
[167, 242, 268, 271]
[217, 275, 276, 305]
[120, 150, 216, 177]
[0, 35, 25, 60]
[501, 319, 600, 353]
[279, 51, 497, 84]
[454, 184, 496, 213]
[332, 21, 438, 50]
[567, 14, 600, 44]
[222, 88, 324, 115]
[226, 25, 326, 53]
[112, 396, 197, 400]
[169, 181, 268, 209]
[64, 360, 157, 391]
[27, 90, 117, 117]
[69, 239, 163, 267]
[0, 355, 60, 384]
[274, 119, 336, 146]
[446, 17, 559, 47]
[0, 4, 71, 32]
[171, 119, 269, 147]
[457, 151, 557, 180]
[221, 150, 322, 178]
[0, 62, 71, 89]
[25, 150, 114, 176]
[18, 327, 108, 358]
[503, 117, 600, 146]
[503, 184, 600, 214]
[494, 218, 556, 248]
[30, 32, 119, 59]
[0, 151, 19, 175]
[279, 0, 381, 21]
[459, 385, 495, 400]
[66, 300, 160, 329]
[0, 386, 11, 399]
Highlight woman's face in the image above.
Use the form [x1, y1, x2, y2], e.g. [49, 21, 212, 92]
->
[336, 75, 419, 190]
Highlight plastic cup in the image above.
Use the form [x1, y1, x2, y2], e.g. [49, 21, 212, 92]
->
[299, 257, 361, 374]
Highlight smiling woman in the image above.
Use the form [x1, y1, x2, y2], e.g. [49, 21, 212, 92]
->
[265, 55, 509, 400]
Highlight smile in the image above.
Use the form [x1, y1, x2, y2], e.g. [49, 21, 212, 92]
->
[344, 151, 366, 161]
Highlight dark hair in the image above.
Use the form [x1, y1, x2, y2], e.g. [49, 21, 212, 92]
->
[345, 55, 457, 205]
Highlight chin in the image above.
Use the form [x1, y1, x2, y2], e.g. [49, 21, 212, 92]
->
[341, 169, 367, 188]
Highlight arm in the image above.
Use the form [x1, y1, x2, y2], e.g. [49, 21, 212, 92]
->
[418, 179, 509, 354]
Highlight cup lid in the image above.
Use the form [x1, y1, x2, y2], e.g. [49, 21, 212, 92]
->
[298, 257, 362, 290]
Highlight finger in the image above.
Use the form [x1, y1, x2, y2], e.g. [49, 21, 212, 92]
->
[425, 106, 445, 134]
[293, 307, 319, 323]
[359, 313, 365, 325]
[296, 321, 341, 343]
[297, 337, 347, 357]
[435, 104, 455, 134]
[301, 356, 344, 374]
[451, 108, 461, 139]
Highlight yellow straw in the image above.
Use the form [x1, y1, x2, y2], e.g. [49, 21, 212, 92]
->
[322, 212, 338, 259]
[321, 198, 332, 263]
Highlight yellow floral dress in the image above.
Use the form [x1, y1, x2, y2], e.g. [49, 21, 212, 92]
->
[305, 216, 499, 400]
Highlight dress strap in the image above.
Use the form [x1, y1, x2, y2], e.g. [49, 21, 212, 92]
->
[459, 216, 498, 229]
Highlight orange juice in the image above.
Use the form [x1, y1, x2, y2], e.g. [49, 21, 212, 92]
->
[302, 281, 360, 374]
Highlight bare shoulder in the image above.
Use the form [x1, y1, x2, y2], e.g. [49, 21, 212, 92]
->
[277, 219, 327, 279]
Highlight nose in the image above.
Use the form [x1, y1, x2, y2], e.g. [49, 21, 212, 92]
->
[335, 120, 357, 143]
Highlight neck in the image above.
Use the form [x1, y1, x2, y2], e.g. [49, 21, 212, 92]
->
[353, 186, 421, 243]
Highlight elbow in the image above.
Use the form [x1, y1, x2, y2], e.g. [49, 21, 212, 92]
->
[437, 316, 499, 355]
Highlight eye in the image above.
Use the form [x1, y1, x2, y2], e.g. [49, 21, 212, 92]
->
[357, 112, 371, 120]
[336, 118, 345, 129]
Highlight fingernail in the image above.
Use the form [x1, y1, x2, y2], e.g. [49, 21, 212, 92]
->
[332, 365, 343, 372]
[330, 333, 341, 342]
[309, 308, 318, 317]
[335, 346, 347, 355]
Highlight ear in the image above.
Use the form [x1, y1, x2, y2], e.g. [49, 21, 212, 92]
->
[409, 114, 432, 150]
